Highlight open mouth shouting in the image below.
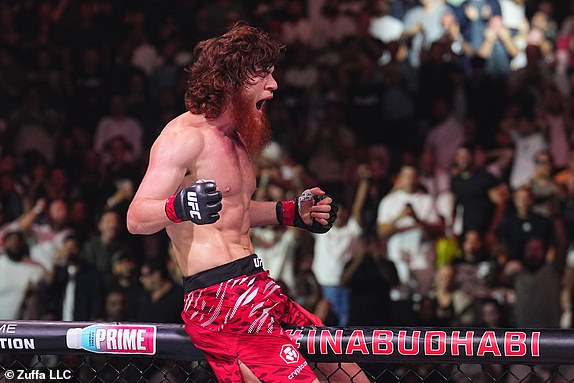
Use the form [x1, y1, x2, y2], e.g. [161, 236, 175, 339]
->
[256, 96, 273, 114]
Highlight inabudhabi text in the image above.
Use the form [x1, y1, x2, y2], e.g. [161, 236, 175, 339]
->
[286, 329, 541, 357]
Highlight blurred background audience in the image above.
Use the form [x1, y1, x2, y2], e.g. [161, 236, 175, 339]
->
[1, 0, 574, 330]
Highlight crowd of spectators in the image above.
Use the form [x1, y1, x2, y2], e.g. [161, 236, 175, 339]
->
[1, 0, 574, 334]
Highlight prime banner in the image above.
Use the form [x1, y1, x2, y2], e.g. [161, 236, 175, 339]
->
[0, 321, 571, 364]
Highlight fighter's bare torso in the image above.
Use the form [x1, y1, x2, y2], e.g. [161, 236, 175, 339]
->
[127, 64, 278, 278]
[158, 112, 257, 277]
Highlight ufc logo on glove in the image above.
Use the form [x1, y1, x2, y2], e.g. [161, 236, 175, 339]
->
[165, 181, 222, 225]
[186, 191, 202, 220]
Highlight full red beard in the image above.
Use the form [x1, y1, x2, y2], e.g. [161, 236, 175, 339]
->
[231, 92, 271, 155]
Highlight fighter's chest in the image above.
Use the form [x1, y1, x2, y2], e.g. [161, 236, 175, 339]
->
[195, 139, 256, 197]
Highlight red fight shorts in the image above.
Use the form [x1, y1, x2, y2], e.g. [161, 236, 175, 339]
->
[181, 254, 322, 383]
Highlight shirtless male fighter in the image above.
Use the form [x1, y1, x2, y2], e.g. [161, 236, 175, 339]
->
[127, 22, 368, 383]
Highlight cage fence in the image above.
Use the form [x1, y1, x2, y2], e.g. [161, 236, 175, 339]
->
[2, 355, 574, 382]
[1, 321, 573, 382]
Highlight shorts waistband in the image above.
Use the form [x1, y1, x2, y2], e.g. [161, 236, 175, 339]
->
[183, 254, 264, 293]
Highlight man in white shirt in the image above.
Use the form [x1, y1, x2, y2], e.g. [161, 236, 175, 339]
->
[509, 109, 548, 189]
[0, 231, 45, 320]
[377, 165, 443, 301]
[312, 204, 362, 326]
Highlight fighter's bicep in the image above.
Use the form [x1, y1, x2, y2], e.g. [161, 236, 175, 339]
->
[135, 162, 184, 201]
[137, 130, 203, 199]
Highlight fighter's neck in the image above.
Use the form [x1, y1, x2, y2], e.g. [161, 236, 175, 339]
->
[203, 109, 236, 136]
[186, 109, 244, 145]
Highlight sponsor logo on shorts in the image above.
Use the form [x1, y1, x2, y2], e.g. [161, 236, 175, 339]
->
[288, 361, 308, 380]
[280, 344, 299, 364]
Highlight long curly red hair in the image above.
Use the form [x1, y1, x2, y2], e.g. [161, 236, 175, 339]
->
[184, 22, 285, 119]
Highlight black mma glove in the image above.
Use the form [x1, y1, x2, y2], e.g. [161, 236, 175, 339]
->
[165, 180, 222, 225]
[276, 191, 338, 234]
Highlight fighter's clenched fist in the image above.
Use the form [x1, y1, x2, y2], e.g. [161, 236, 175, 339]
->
[276, 188, 338, 234]
[165, 180, 222, 224]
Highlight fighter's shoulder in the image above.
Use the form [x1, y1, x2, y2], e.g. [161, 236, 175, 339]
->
[156, 113, 206, 145]
[148, 113, 206, 160]
[161, 112, 205, 137]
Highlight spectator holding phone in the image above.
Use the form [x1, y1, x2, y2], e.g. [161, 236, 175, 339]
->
[377, 164, 443, 301]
